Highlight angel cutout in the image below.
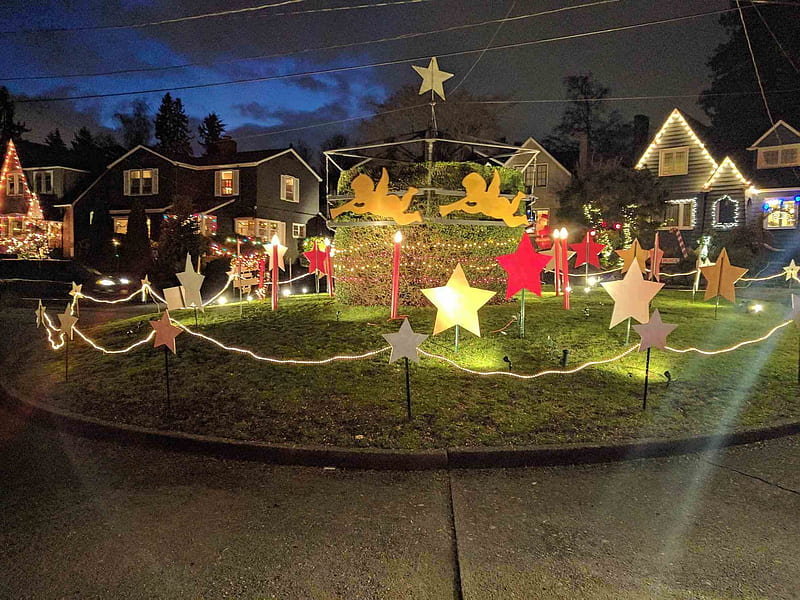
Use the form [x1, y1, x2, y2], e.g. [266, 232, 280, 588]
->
[330, 168, 421, 225]
[439, 170, 528, 227]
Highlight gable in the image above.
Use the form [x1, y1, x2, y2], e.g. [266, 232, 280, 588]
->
[503, 137, 571, 177]
[703, 157, 750, 191]
[635, 109, 718, 174]
[748, 120, 800, 149]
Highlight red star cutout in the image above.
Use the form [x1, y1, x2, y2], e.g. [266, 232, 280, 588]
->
[303, 241, 331, 278]
[496, 234, 552, 299]
[569, 232, 605, 269]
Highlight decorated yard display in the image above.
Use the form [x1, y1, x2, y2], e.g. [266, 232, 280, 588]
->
[382, 318, 429, 420]
[150, 310, 183, 415]
[600, 264, 664, 329]
[783, 260, 800, 284]
[439, 170, 528, 227]
[633, 309, 677, 409]
[700, 248, 748, 313]
[615, 238, 649, 274]
[176, 253, 205, 312]
[412, 56, 453, 101]
[495, 233, 551, 299]
[268, 234, 288, 310]
[648, 232, 664, 282]
[329, 168, 421, 225]
[421, 263, 495, 337]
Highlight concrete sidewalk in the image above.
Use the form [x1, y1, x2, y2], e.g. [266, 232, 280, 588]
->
[1, 407, 798, 599]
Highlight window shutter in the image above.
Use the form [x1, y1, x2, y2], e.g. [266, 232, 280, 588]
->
[124, 170, 130, 196]
[294, 177, 299, 202]
[151, 169, 159, 194]
[232, 170, 240, 195]
[214, 171, 222, 197]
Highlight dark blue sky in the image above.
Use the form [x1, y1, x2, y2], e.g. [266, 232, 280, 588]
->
[2, 0, 734, 152]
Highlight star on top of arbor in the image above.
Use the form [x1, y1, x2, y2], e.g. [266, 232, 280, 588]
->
[412, 57, 453, 101]
[382, 318, 429, 364]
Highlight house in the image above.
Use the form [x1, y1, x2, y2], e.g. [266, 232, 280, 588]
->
[634, 108, 752, 256]
[503, 136, 573, 222]
[0, 140, 66, 258]
[68, 138, 321, 259]
[746, 120, 800, 252]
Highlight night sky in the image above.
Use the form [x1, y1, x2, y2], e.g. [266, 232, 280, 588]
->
[2, 0, 733, 152]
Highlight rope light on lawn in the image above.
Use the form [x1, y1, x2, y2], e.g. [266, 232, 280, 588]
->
[73, 327, 156, 354]
[665, 320, 792, 355]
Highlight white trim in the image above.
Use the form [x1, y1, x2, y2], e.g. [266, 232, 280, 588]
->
[175, 147, 322, 181]
[22, 166, 90, 173]
[659, 198, 696, 230]
[658, 146, 689, 177]
[201, 199, 236, 215]
[747, 119, 800, 150]
[109, 206, 172, 215]
[712, 195, 739, 229]
[508, 137, 571, 177]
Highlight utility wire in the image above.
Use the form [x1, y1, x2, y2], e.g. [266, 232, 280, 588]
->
[0, 0, 438, 35]
[15, 7, 744, 104]
[751, 1, 799, 74]
[737, 0, 774, 124]
[0, 0, 621, 82]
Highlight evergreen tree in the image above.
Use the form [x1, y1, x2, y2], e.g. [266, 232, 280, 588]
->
[87, 200, 115, 269]
[115, 99, 152, 149]
[699, 4, 800, 152]
[44, 129, 68, 154]
[198, 112, 226, 153]
[71, 127, 124, 173]
[155, 196, 204, 284]
[120, 200, 153, 276]
[0, 86, 30, 144]
[154, 93, 193, 156]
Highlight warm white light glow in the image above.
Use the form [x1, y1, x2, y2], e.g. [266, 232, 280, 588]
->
[270, 234, 281, 247]
[394, 230, 403, 244]
[119, 277, 130, 284]
[217, 296, 228, 305]
[588, 276, 598, 286]
[559, 227, 567, 238]
[97, 278, 115, 287]
[302, 287, 309, 294]
[282, 288, 291, 297]
[752, 304, 763, 313]
[552, 229, 561, 240]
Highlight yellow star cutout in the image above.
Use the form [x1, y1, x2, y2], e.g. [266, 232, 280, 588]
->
[783, 259, 800, 283]
[412, 57, 454, 101]
[615, 239, 649, 274]
[700, 248, 747, 303]
[421, 264, 495, 336]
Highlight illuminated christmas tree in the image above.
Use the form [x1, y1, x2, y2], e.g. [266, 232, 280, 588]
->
[0, 139, 34, 214]
[26, 192, 43, 220]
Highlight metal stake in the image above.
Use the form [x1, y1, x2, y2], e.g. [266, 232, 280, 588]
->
[454, 324, 460, 353]
[642, 347, 651, 410]
[164, 346, 171, 417]
[519, 289, 526, 338]
[405, 357, 412, 421]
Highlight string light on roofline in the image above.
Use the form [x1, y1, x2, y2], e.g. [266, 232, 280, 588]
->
[635, 109, 718, 171]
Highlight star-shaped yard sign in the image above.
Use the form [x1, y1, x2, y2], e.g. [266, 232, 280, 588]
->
[700, 248, 747, 303]
[615, 238, 649, 274]
[141, 275, 151, 289]
[268, 238, 289, 272]
[569, 232, 605, 269]
[35, 299, 46, 328]
[57, 302, 78, 340]
[304, 241, 331, 278]
[150, 311, 182, 354]
[495, 234, 551, 299]
[382, 318, 429, 363]
[783, 259, 800, 283]
[412, 57, 453, 101]
[68, 282, 83, 298]
[176, 254, 205, 311]
[600, 264, 664, 328]
[540, 247, 576, 272]
[421, 264, 495, 336]
[648, 232, 664, 282]
[633, 309, 677, 352]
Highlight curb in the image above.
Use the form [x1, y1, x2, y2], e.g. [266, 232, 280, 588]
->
[3, 383, 799, 470]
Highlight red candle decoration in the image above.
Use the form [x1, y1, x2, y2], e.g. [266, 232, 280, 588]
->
[390, 230, 402, 319]
[324, 238, 335, 297]
[560, 227, 570, 310]
[270, 234, 280, 310]
[553, 228, 561, 296]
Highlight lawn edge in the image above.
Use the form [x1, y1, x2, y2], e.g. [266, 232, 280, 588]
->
[2, 381, 799, 470]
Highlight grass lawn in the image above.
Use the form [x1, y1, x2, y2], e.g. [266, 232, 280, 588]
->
[2, 286, 799, 449]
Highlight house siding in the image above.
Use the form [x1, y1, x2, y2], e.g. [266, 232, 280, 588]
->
[256, 153, 319, 225]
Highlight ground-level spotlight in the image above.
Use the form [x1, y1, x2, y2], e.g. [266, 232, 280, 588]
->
[282, 288, 291, 297]
[246, 295, 253, 302]
[217, 296, 228, 305]
[301, 287, 309, 294]
[751, 303, 763, 313]
[588, 276, 598, 287]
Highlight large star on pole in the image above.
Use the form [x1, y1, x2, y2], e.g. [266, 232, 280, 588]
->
[176, 253, 205, 311]
[382, 318, 429, 363]
[304, 241, 331, 278]
[495, 234, 551, 299]
[68, 282, 83, 299]
[268, 239, 288, 272]
[57, 302, 78, 340]
[421, 264, 495, 336]
[700, 248, 747, 303]
[633, 309, 677, 352]
[783, 259, 800, 283]
[600, 265, 664, 328]
[569, 233, 605, 269]
[412, 57, 453, 101]
[615, 238, 649, 274]
[35, 299, 46, 328]
[150, 311, 182, 354]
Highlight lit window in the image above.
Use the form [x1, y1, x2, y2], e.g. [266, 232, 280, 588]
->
[658, 147, 689, 176]
[6, 173, 23, 196]
[292, 223, 306, 238]
[234, 218, 285, 243]
[32, 171, 53, 194]
[281, 175, 299, 202]
[114, 218, 128, 235]
[763, 198, 797, 229]
[216, 170, 238, 196]
[125, 169, 158, 195]
[663, 200, 694, 229]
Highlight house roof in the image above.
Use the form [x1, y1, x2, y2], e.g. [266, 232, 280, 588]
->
[173, 148, 288, 167]
[15, 140, 91, 171]
[635, 108, 719, 172]
[747, 120, 800, 150]
[504, 137, 572, 177]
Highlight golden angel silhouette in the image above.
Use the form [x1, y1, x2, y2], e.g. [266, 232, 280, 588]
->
[439, 170, 528, 227]
[330, 168, 421, 225]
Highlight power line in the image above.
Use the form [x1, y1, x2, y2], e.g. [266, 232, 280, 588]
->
[0, 0, 439, 36]
[15, 7, 743, 105]
[751, 1, 799, 74]
[737, 0, 774, 124]
[0, 0, 621, 82]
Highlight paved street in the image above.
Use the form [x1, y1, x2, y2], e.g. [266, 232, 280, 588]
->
[1, 406, 798, 599]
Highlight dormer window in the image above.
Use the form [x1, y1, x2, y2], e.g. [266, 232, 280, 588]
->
[757, 145, 800, 169]
[658, 147, 689, 176]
